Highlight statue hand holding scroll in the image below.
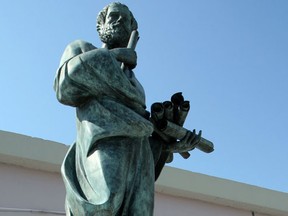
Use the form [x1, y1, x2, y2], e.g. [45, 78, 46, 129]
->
[150, 92, 214, 163]
[164, 129, 202, 153]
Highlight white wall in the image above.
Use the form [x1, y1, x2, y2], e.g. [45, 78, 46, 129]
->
[0, 163, 65, 215]
[155, 193, 270, 216]
[0, 162, 273, 216]
[1, 131, 287, 216]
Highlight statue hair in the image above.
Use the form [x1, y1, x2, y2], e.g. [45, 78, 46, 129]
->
[96, 2, 138, 34]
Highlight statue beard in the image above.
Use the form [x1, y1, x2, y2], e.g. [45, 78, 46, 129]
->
[99, 23, 130, 48]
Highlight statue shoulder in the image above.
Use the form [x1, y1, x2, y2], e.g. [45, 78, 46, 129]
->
[60, 40, 97, 66]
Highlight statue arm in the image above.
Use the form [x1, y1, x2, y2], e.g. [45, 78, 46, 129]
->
[109, 48, 137, 69]
[54, 40, 100, 107]
[55, 48, 118, 106]
[55, 42, 146, 112]
[54, 60, 92, 107]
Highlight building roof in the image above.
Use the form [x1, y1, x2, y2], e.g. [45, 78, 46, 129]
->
[1, 130, 288, 216]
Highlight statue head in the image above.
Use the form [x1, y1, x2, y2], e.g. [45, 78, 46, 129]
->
[97, 2, 138, 48]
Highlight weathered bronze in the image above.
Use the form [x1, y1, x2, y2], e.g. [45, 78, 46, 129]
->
[150, 92, 214, 161]
[54, 2, 213, 215]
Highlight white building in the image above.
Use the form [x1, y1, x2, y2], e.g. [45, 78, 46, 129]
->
[0, 130, 287, 216]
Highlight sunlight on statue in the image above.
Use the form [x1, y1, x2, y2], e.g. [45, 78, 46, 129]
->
[54, 2, 213, 215]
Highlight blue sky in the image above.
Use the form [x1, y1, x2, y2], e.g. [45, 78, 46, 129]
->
[1, 0, 288, 193]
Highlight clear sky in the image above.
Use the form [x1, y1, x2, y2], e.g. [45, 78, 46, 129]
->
[1, 0, 288, 193]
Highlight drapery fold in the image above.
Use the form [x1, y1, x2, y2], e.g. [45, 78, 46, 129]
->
[55, 40, 156, 215]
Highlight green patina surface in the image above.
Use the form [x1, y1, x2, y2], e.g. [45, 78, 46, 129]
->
[54, 2, 205, 215]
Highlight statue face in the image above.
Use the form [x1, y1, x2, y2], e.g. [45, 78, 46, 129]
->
[101, 5, 132, 48]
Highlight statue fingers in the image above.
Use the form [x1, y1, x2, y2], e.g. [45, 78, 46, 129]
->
[187, 129, 202, 150]
[186, 129, 196, 144]
[197, 130, 202, 140]
[195, 130, 202, 145]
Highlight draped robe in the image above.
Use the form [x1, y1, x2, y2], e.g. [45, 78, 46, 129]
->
[54, 40, 162, 215]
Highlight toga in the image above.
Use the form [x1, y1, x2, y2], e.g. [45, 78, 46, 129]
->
[54, 40, 164, 215]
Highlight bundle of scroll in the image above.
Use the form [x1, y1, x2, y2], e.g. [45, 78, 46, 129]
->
[150, 92, 214, 163]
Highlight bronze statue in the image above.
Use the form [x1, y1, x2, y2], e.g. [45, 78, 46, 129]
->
[54, 2, 213, 215]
